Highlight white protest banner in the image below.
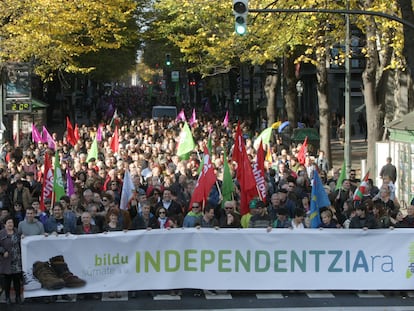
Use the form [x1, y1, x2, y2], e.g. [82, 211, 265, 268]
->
[21, 228, 414, 297]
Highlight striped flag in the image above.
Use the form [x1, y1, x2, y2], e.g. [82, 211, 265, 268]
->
[353, 171, 370, 201]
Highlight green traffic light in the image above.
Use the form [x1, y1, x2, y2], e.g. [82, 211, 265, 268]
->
[165, 53, 172, 66]
[235, 24, 247, 35]
[234, 5, 247, 35]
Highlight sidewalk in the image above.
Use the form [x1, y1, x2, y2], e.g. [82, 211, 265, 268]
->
[330, 133, 367, 176]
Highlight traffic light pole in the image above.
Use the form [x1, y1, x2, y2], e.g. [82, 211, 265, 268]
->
[248, 8, 414, 30]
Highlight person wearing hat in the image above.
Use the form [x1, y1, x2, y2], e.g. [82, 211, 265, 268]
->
[241, 198, 259, 228]
[248, 200, 272, 229]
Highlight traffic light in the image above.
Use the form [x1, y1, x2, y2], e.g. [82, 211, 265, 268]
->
[233, 0, 248, 35]
[165, 53, 172, 66]
[189, 80, 196, 87]
[235, 97, 241, 105]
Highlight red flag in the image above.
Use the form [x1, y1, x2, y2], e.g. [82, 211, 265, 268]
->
[74, 123, 80, 141]
[110, 125, 119, 153]
[297, 136, 308, 165]
[232, 122, 258, 215]
[189, 145, 217, 210]
[40, 153, 53, 212]
[252, 140, 267, 203]
[66, 116, 77, 146]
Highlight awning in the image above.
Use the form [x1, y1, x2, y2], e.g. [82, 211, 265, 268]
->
[32, 98, 49, 109]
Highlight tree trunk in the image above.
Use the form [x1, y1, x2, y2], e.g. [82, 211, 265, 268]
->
[316, 50, 332, 168]
[284, 54, 297, 127]
[398, 0, 414, 82]
[362, 14, 382, 173]
[264, 62, 279, 125]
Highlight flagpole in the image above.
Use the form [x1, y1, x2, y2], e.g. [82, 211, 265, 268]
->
[216, 181, 223, 203]
[256, 185, 264, 202]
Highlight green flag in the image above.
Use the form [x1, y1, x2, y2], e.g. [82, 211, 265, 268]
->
[86, 136, 98, 162]
[53, 151, 65, 202]
[221, 150, 234, 208]
[177, 122, 195, 157]
[253, 127, 273, 149]
[335, 161, 347, 191]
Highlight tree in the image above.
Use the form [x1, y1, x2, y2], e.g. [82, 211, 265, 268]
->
[398, 0, 414, 81]
[151, 0, 408, 173]
[0, 0, 140, 79]
[356, 0, 403, 171]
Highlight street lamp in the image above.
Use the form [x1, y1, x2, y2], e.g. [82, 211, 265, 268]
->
[296, 80, 303, 113]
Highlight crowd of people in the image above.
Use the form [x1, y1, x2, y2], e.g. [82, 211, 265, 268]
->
[0, 112, 409, 303]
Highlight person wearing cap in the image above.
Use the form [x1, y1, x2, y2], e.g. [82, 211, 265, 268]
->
[241, 198, 259, 229]
[248, 200, 272, 229]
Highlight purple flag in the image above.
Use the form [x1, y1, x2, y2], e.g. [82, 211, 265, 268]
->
[66, 167, 75, 197]
[223, 110, 229, 127]
[189, 108, 196, 127]
[32, 124, 42, 143]
[176, 109, 186, 122]
[96, 125, 102, 142]
[42, 126, 56, 150]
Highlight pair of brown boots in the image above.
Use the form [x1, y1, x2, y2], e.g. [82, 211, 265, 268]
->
[33, 256, 86, 290]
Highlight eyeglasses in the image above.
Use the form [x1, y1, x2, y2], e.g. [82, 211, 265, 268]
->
[192, 205, 200, 208]
[102, 199, 108, 202]
[225, 207, 234, 210]
[159, 211, 166, 214]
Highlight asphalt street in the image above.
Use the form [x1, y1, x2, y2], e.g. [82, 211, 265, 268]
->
[1, 290, 414, 310]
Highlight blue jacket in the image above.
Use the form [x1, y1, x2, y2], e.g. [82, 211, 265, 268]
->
[45, 211, 77, 234]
